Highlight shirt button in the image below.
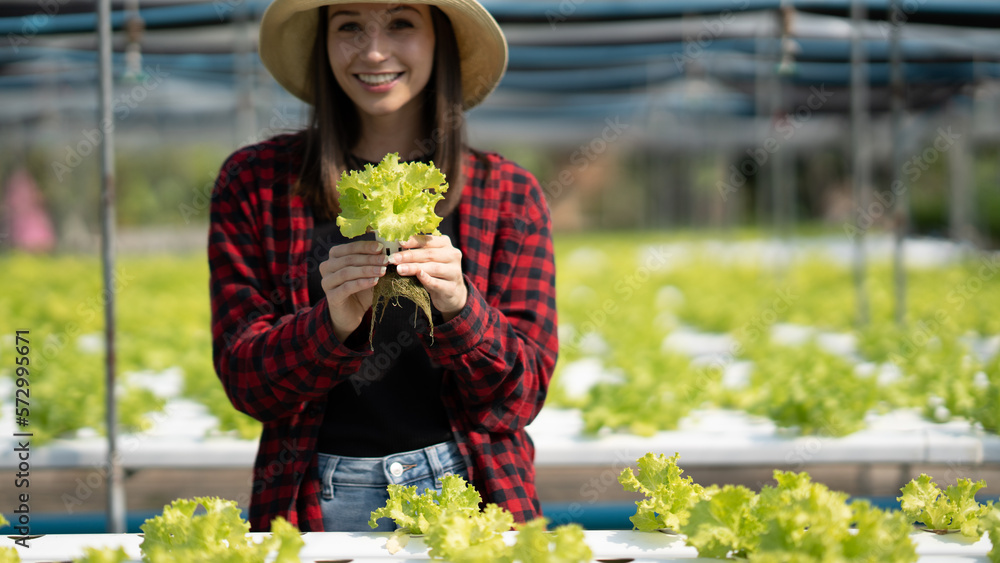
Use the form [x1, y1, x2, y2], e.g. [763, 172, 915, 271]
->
[389, 462, 404, 477]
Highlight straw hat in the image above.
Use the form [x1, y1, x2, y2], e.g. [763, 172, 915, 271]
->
[258, 0, 508, 109]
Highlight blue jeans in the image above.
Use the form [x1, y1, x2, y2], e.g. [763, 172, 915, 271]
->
[317, 440, 469, 532]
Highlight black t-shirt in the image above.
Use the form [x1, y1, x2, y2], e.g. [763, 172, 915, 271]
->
[308, 156, 457, 456]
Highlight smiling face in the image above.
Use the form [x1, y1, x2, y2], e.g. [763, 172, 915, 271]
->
[326, 3, 435, 122]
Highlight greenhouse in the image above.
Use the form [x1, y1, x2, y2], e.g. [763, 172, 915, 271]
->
[2, 0, 1000, 561]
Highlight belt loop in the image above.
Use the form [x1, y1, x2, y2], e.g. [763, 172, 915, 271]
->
[319, 454, 340, 500]
[424, 444, 446, 488]
[445, 440, 461, 467]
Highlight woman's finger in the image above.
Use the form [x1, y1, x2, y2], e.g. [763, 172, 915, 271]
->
[390, 235, 461, 264]
[395, 261, 461, 284]
[320, 255, 386, 281]
[390, 246, 460, 266]
[320, 263, 385, 294]
[330, 239, 386, 258]
[416, 269, 467, 317]
[399, 234, 439, 249]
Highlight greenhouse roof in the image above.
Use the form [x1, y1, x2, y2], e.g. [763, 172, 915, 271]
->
[1, 0, 998, 138]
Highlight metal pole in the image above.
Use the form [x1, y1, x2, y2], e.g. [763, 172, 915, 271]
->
[774, 3, 796, 270]
[754, 17, 771, 227]
[948, 107, 972, 246]
[123, 0, 143, 80]
[850, 0, 870, 326]
[771, 9, 785, 239]
[889, 0, 908, 326]
[98, 0, 126, 533]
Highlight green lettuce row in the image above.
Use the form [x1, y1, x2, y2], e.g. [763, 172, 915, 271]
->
[0, 514, 18, 563]
[620, 453, 919, 562]
[369, 474, 592, 563]
[0, 253, 259, 442]
[139, 497, 302, 563]
[4, 232, 1000, 443]
[982, 506, 1000, 563]
[551, 236, 1000, 438]
[0, 500, 302, 563]
[729, 340, 876, 437]
[73, 546, 129, 563]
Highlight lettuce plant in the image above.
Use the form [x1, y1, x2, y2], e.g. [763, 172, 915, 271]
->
[898, 474, 992, 537]
[618, 452, 711, 532]
[624, 454, 918, 562]
[139, 497, 302, 562]
[0, 514, 18, 563]
[370, 475, 591, 562]
[336, 153, 449, 343]
[982, 506, 1000, 563]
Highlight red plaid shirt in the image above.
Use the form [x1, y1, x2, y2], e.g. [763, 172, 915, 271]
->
[208, 133, 557, 531]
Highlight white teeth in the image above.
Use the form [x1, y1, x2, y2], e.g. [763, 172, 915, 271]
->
[357, 73, 402, 85]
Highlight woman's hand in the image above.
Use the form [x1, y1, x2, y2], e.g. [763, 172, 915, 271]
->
[389, 235, 467, 321]
[320, 240, 387, 342]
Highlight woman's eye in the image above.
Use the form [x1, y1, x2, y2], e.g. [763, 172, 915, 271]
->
[337, 22, 362, 32]
[389, 18, 415, 30]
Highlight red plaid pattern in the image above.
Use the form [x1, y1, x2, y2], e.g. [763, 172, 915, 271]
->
[209, 133, 557, 531]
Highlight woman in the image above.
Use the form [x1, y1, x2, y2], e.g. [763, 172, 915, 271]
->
[208, 0, 557, 532]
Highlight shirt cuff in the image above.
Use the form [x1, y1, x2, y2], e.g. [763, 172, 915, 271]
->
[425, 275, 489, 355]
[307, 299, 372, 363]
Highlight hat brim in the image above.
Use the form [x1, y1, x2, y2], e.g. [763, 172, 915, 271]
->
[259, 0, 507, 110]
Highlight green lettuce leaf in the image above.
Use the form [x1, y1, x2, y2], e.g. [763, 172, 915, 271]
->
[511, 518, 592, 563]
[369, 474, 482, 534]
[371, 476, 593, 562]
[618, 452, 710, 531]
[945, 478, 992, 537]
[336, 152, 448, 242]
[0, 516, 15, 563]
[754, 471, 853, 560]
[72, 546, 129, 563]
[621, 455, 923, 562]
[367, 484, 425, 533]
[747, 552, 826, 563]
[140, 497, 247, 560]
[982, 505, 1000, 563]
[424, 503, 514, 563]
[843, 500, 917, 563]
[898, 474, 990, 537]
[139, 497, 302, 563]
[435, 474, 485, 518]
[269, 517, 305, 563]
[680, 485, 760, 558]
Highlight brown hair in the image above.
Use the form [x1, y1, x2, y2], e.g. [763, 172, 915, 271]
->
[296, 5, 466, 220]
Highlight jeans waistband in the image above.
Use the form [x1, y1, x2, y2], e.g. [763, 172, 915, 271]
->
[316, 440, 465, 497]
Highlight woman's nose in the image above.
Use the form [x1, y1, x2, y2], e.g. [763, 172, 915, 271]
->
[359, 26, 388, 63]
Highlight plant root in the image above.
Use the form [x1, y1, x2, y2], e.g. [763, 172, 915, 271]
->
[370, 268, 434, 348]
